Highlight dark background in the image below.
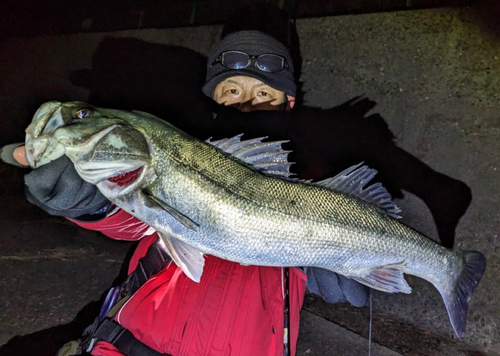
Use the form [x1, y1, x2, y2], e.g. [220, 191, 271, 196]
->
[1, 0, 497, 38]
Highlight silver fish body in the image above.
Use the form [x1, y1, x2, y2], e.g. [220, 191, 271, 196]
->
[25, 101, 486, 337]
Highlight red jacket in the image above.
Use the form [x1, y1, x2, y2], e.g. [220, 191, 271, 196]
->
[72, 209, 307, 356]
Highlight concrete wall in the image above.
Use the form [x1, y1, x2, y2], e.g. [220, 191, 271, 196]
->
[0, 7, 498, 355]
[298, 9, 499, 354]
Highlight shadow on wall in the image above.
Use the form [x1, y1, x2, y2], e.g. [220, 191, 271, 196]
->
[0, 35, 472, 354]
[72, 37, 471, 249]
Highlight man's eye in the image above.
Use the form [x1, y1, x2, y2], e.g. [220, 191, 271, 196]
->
[76, 109, 91, 119]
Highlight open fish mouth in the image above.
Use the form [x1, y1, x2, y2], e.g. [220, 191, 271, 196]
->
[108, 166, 144, 186]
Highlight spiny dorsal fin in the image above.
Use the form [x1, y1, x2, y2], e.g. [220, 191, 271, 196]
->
[206, 135, 294, 178]
[316, 162, 402, 219]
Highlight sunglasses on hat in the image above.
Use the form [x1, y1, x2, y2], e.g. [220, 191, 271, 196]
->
[212, 51, 289, 73]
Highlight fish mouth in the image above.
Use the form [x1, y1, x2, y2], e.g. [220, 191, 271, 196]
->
[25, 134, 66, 168]
[107, 166, 144, 186]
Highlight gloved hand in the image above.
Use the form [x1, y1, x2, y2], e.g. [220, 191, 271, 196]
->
[24, 155, 110, 219]
[305, 267, 369, 307]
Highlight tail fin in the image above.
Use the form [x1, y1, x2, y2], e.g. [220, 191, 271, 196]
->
[441, 251, 486, 338]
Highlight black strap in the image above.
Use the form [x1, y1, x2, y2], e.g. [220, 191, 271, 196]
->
[283, 267, 290, 356]
[123, 238, 171, 297]
[102, 238, 171, 320]
[93, 319, 171, 356]
[81, 238, 172, 355]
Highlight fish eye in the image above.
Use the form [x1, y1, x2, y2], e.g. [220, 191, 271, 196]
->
[76, 108, 91, 119]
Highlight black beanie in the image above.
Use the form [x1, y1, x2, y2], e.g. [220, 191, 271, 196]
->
[202, 30, 296, 98]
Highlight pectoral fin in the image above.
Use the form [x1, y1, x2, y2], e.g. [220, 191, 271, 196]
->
[157, 231, 205, 283]
[143, 192, 199, 231]
[351, 262, 412, 294]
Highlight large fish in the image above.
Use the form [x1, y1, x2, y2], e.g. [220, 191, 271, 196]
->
[25, 101, 485, 337]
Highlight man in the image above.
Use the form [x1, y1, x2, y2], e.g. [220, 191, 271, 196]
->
[202, 30, 297, 112]
[1, 29, 367, 356]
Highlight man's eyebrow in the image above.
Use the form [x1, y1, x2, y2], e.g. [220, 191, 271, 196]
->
[251, 82, 270, 89]
[224, 79, 244, 85]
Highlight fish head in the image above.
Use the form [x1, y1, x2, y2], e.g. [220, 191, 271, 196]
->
[26, 101, 152, 197]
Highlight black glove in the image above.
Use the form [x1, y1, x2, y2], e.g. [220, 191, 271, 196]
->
[306, 267, 369, 307]
[24, 155, 109, 219]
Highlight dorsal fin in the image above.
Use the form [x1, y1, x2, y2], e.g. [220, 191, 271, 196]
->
[316, 163, 402, 219]
[206, 135, 294, 178]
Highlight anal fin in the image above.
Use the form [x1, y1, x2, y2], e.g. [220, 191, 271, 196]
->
[352, 262, 412, 294]
[157, 231, 205, 283]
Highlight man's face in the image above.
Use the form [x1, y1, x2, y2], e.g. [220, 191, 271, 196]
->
[213, 76, 286, 112]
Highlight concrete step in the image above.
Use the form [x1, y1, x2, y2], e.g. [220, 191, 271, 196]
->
[298, 310, 402, 356]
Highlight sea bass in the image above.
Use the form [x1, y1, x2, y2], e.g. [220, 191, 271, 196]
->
[25, 101, 485, 337]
